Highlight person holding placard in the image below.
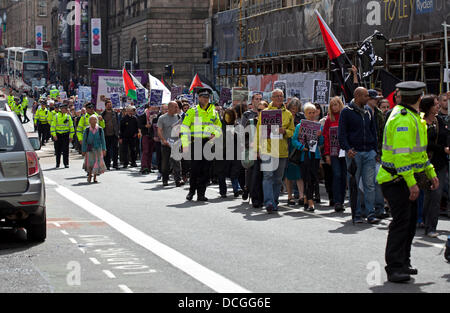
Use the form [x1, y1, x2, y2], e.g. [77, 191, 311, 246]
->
[292, 103, 324, 212]
[323, 97, 346, 212]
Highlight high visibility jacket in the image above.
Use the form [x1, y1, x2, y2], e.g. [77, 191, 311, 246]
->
[22, 97, 29, 110]
[12, 101, 22, 115]
[180, 104, 222, 148]
[47, 109, 57, 124]
[51, 112, 74, 138]
[7, 95, 14, 106]
[376, 104, 437, 188]
[76, 112, 105, 142]
[34, 107, 49, 124]
[50, 88, 60, 100]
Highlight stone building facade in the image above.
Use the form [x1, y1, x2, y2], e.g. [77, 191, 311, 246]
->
[107, 0, 211, 86]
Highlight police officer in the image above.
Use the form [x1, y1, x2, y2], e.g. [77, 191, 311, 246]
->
[50, 85, 60, 100]
[12, 97, 22, 122]
[21, 94, 30, 123]
[377, 81, 439, 283]
[51, 102, 74, 168]
[181, 88, 222, 202]
[7, 90, 15, 110]
[34, 100, 50, 146]
[76, 103, 105, 145]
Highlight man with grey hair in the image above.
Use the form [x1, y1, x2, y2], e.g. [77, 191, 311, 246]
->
[157, 101, 182, 187]
[255, 89, 295, 213]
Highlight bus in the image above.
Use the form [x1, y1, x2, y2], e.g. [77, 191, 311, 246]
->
[5, 47, 49, 94]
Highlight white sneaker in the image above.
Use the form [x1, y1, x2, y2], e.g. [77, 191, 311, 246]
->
[427, 232, 439, 238]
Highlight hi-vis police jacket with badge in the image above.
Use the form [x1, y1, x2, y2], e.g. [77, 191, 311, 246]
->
[376, 104, 436, 188]
[180, 104, 222, 148]
[34, 107, 49, 124]
[51, 112, 74, 138]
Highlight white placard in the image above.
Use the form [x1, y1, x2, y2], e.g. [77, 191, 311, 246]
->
[444, 69, 450, 83]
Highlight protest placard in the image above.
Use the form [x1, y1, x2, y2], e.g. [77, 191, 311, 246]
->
[232, 87, 249, 106]
[329, 127, 340, 157]
[298, 120, 321, 152]
[150, 89, 163, 106]
[171, 86, 183, 101]
[219, 88, 232, 106]
[74, 100, 84, 111]
[312, 80, 331, 105]
[110, 93, 121, 109]
[261, 110, 283, 139]
[136, 88, 147, 106]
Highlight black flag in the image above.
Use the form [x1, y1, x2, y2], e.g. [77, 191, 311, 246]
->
[357, 31, 387, 78]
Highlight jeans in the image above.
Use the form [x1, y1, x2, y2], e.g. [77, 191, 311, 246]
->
[262, 156, 288, 210]
[423, 166, 447, 233]
[346, 150, 376, 219]
[331, 156, 347, 205]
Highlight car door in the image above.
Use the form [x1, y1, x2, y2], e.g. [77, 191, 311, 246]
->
[0, 117, 28, 194]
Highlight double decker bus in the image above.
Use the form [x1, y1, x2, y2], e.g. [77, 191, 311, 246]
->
[5, 47, 49, 94]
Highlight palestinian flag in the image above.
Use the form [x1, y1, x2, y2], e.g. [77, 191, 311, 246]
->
[315, 10, 355, 103]
[122, 68, 137, 100]
[189, 74, 204, 94]
[379, 69, 401, 109]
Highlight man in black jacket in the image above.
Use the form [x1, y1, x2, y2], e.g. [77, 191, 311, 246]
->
[119, 106, 139, 168]
[102, 99, 120, 170]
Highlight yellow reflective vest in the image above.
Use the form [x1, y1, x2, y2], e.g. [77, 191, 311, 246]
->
[376, 104, 437, 188]
[180, 104, 222, 148]
[34, 107, 49, 124]
[50, 88, 60, 100]
[76, 112, 105, 142]
[51, 112, 74, 138]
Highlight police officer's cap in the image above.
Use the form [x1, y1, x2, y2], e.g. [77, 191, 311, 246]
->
[85, 103, 94, 109]
[59, 103, 68, 109]
[396, 81, 426, 96]
[197, 88, 212, 97]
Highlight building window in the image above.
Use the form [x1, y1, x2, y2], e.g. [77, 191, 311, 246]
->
[38, 1, 47, 17]
[130, 38, 139, 69]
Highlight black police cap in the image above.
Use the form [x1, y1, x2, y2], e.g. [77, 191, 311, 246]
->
[396, 81, 426, 96]
[197, 88, 212, 97]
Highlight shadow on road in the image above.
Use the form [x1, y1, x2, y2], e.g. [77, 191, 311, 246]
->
[369, 280, 434, 293]
[0, 228, 42, 254]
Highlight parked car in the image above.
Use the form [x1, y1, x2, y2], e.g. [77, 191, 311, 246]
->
[0, 110, 46, 242]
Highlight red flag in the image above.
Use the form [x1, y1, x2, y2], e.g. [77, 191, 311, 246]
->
[189, 74, 204, 93]
[122, 68, 137, 100]
[161, 76, 165, 86]
[380, 69, 401, 109]
[315, 10, 354, 103]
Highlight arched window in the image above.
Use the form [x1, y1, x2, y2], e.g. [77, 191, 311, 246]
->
[130, 38, 139, 69]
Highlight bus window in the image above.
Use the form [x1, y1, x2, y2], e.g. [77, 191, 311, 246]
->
[17, 52, 23, 62]
[24, 50, 48, 62]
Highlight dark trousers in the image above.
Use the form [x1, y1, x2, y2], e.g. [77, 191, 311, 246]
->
[187, 140, 211, 196]
[22, 108, 30, 123]
[161, 145, 181, 183]
[38, 123, 50, 145]
[247, 160, 264, 206]
[104, 135, 119, 168]
[121, 137, 137, 166]
[54, 132, 70, 166]
[141, 136, 154, 171]
[155, 141, 162, 172]
[382, 180, 417, 274]
[301, 154, 320, 201]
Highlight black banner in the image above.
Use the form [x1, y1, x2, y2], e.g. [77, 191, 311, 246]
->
[214, 9, 241, 62]
[235, 0, 450, 60]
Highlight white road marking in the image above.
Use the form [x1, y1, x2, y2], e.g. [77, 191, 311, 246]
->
[53, 222, 61, 228]
[45, 177, 250, 293]
[60, 230, 69, 236]
[68, 238, 77, 244]
[89, 257, 101, 265]
[118, 284, 133, 293]
[103, 270, 116, 279]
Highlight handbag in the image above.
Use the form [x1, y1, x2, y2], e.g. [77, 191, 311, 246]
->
[289, 148, 303, 166]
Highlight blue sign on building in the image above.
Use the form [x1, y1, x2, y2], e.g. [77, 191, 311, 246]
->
[416, 0, 434, 14]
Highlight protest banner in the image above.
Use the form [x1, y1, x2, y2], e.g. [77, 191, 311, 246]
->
[74, 100, 84, 112]
[261, 110, 283, 139]
[298, 120, 321, 153]
[78, 86, 92, 103]
[150, 89, 163, 106]
[312, 80, 332, 105]
[60, 91, 67, 100]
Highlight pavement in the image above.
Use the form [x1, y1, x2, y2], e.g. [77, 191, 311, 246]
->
[0, 115, 449, 293]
